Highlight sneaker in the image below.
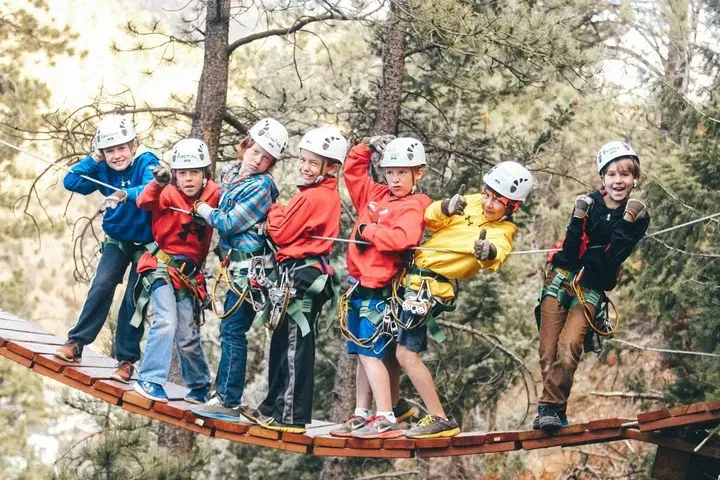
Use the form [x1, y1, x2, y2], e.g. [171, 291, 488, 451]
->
[240, 405, 262, 423]
[133, 380, 168, 403]
[393, 398, 416, 423]
[111, 361, 134, 383]
[190, 397, 241, 422]
[329, 415, 370, 437]
[537, 403, 563, 431]
[351, 416, 407, 439]
[532, 404, 569, 430]
[257, 414, 306, 434]
[184, 386, 211, 405]
[55, 340, 83, 362]
[404, 414, 460, 439]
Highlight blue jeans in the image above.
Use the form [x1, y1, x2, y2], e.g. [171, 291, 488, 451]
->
[215, 290, 255, 407]
[68, 241, 144, 362]
[138, 281, 211, 389]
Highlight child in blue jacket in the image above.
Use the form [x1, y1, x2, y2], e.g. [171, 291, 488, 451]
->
[55, 115, 159, 383]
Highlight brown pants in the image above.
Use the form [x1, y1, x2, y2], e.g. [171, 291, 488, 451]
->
[538, 296, 594, 405]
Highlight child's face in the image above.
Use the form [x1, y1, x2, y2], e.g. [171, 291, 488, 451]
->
[241, 142, 274, 175]
[482, 189, 509, 222]
[298, 149, 339, 185]
[383, 167, 424, 198]
[175, 168, 205, 198]
[602, 159, 636, 204]
[103, 142, 135, 171]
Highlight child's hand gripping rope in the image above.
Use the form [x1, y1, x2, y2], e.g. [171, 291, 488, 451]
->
[99, 190, 127, 213]
[441, 184, 467, 217]
[474, 228, 497, 261]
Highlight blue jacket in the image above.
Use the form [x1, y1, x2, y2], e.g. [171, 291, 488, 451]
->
[63, 147, 159, 243]
[209, 163, 279, 253]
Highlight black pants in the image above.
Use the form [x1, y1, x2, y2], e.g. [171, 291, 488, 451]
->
[259, 265, 332, 425]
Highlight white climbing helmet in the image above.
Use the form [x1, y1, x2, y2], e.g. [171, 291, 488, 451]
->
[297, 127, 349, 164]
[170, 138, 211, 169]
[249, 118, 289, 160]
[379, 137, 427, 168]
[596, 141, 639, 173]
[95, 115, 136, 150]
[483, 161, 534, 202]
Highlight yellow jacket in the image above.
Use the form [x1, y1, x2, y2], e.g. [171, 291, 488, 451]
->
[408, 193, 518, 299]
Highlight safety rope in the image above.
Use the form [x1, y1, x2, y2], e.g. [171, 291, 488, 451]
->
[569, 268, 619, 337]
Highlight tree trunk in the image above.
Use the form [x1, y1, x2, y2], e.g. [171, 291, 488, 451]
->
[320, 2, 409, 478]
[660, 0, 691, 142]
[190, 0, 231, 174]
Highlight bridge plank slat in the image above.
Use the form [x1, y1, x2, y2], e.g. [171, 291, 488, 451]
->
[0, 346, 34, 367]
[6, 341, 103, 359]
[517, 424, 587, 440]
[95, 379, 133, 398]
[638, 409, 720, 432]
[214, 429, 308, 454]
[637, 408, 671, 424]
[122, 391, 153, 410]
[0, 320, 52, 335]
[450, 432, 487, 447]
[64, 367, 125, 386]
[521, 428, 624, 450]
[123, 402, 214, 437]
[32, 363, 121, 405]
[0, 330, 65, 345]
[154, 400, 195, 419]
[623, 428, 720, 459]
[313, 446, 412, 458]
[313, 436, 348, 448]
[417, 441, 519, 458]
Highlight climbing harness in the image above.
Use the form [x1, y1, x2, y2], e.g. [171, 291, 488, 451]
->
[338, 282, 397, 354]
[211, 249, 274, 320]
[570, 268, 618, 337]
[265, 268, 296, 331]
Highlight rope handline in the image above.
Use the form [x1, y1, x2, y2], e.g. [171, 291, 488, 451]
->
[610, 338, 720, 358]
[1, 138, 121, 192]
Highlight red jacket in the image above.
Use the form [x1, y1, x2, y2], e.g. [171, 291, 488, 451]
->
[344, 144, 432, 288]
[136, 180, 220, 272]
[267, 177, 341, 263]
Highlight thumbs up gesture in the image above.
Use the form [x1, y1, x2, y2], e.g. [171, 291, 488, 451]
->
[441, 184, 468, 217]
[474, 228, 497, 261]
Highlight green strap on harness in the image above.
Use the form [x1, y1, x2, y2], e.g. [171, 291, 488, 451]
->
[100, 236, 146, 264]
[130, 243, 195, 328]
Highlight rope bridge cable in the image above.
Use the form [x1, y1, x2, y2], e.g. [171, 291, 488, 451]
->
[0, 137, 121, 192]
[610, 338, 720, 358]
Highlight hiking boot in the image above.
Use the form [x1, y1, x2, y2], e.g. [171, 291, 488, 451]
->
[393, 398, 416, 423]
[329, 415, 370, 437]
[240, 405, 262, 423]
[55, 340, 83, 362]
[190, 397, 241, 422]
[404, 414, 460, 439]
[537, 403, 563, 431]
[111, 361, 135, 383]
[351, 416, 407, 439]
[184, 386, 211, 405]
[133, 380, 168, 403]
[257, 414, 306, 434]
[533, 404, 568, 430]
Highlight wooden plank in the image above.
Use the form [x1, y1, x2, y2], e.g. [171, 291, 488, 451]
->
[639, 410, 720, 432]
[313, 436, 348, 448]
[31, 363, 121, 405]
[417, 441, 520, 458]
[638, 408, 671, 424]
[586, 418, 630, 431]
[0, 310, 24, 322]
[450, 432, 486, 447]
[154, 400, 194, 419]
[95, 379, 133, 398]
[0, 330, 65, 345]
[313, 446, 412, 458]
[383, 437, 416, 449]
[214, 429, 308, 454]
[623, 428, 720, 460]
[248, 425, 280, 440]
[64, 367, 119, 386]
[517, 424, 587, 441]
[123, 402, 214, 437]
[282, 432, 314, 446]
[521, 428, 623, 450]
[211, 419, 252, 434]
[35, 354, 118, 372]
[164, 382, 190, 401]
[668, 401, 720, 417]
[484, 431, 521, 443]
[304, 424, 343, 437]
[6, 341, 103, 359]
[347, 438, 383, 449]
[0, 320, 51, 335]
[413, 437, 452, 449]
[122, 391, 153, 410]
[0, 346, 34, 368]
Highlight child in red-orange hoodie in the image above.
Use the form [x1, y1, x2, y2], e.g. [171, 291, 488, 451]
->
[250, 127, 348, 434]
[132, 139, 220, 405]
[329, 136, 432, 440]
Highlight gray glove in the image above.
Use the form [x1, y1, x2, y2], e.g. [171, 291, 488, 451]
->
[441, 184, 467, 216]
[624, 199, 647, 223]
[363, 135, 395, 154]
[151, 166, 171, 186]
[474, 229, 497, 261]
[573, 194, 593, 219]
[99, 190, 127, 212]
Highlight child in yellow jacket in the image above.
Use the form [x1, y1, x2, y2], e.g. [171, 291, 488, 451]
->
[398, 161, 534, 438]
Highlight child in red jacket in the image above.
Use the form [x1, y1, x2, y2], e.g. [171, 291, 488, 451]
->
[248, 127, 348, 433]
[131, 139, 220, 404]
[330, 136, 432, 439]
